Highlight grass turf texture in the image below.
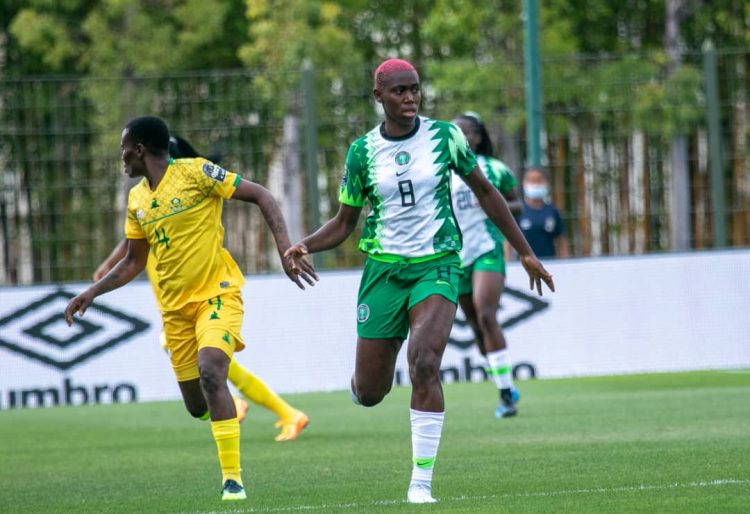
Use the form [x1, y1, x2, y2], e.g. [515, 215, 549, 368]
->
[1, 370, 749, 513]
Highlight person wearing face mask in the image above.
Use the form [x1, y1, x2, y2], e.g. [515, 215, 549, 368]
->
[516, 168, 570, 259]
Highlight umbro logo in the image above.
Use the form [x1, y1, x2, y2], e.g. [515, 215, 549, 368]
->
[448, 286, 549, 350]
[0, 289, 149, 370]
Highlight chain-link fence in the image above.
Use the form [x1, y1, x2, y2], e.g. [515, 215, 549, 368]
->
[1, 49, 748, 285]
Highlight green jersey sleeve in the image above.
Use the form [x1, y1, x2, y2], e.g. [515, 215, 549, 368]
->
[449, 123, 478, 177]
[487, 157, 517, 194]
[338, 139, 368, 207]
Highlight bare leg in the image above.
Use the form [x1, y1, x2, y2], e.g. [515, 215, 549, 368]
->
[407, 295, 457, 412]
[198, 347, 235, 420]
[405, 294, 455, 503]
[472, 271, 506, 353]
[352, 337, 402, 407]
[458, 293, 486, 356]
[473, 271, 517, 416]
[177, 378, 209, 418]
[197, 346, 244, 491]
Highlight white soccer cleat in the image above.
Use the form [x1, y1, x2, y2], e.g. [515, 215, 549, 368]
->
[407, 483, 437, 504]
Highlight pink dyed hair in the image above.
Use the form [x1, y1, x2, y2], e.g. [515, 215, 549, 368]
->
[374, 58, 418, 89]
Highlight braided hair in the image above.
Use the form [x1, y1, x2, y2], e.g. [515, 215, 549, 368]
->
[454, 112, 494, 157]
[168, 135, 223, 164]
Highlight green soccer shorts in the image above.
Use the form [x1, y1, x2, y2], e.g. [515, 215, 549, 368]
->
[355, 252, 462, 340]
[458, 245, 506, 296]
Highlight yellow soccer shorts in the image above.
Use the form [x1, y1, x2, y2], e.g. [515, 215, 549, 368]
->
[160, 293, 246, 382]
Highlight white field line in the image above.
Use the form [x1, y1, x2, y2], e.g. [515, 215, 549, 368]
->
[193, 478, 750, 513]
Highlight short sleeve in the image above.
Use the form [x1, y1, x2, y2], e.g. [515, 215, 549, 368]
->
[338, 141, 368, 207]
[194, 158, 241, 199]
[450, 123, 478, 177]
[497, 162, 517, 195]
[483, 157, 502, 189]
[124, 194, 146, 240]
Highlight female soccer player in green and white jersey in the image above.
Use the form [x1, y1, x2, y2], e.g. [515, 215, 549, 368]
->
[450, 112, 522, 419]
[285, 59, 554, 504]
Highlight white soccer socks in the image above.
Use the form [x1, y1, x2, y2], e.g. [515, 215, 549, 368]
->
[486, 349, 514, 390]
[407, 409, 444, 503]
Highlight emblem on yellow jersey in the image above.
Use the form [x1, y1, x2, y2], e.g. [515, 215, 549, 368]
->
[170, 197, 182, 211]
[202, 162, 226, 182]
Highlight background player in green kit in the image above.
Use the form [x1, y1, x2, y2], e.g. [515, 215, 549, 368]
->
[284, 58, 555, 504]
[450, 112, 522, 418]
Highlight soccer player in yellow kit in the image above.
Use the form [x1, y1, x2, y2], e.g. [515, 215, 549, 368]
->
[94, 134, 309, 443]
[65, 116, 316, 501]
[94, 239, 309, 442]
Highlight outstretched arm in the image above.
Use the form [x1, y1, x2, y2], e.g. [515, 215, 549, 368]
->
[232, 179, 317, 288]
[284, 203, 362, 274]
[93, 239, 127, 281]
[65, 238, 149, 325]
[463, 168, 555, 295]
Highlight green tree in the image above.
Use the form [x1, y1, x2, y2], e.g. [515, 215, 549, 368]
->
[3, 1, 251, 282]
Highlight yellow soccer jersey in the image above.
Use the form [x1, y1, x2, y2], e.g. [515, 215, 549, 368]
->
[124, 157, 245, 311]
[144, 252, 162, 305]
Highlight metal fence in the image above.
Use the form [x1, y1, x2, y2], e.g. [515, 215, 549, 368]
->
[1, 48, 748, 285]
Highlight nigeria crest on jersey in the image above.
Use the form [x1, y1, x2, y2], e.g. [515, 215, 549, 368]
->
[357, 304, 370, 323]
[339, 116, 477, 258]
[395, 151, 410, 166]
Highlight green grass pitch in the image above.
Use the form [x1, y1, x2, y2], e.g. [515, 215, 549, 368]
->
[1, 370, 749, 513]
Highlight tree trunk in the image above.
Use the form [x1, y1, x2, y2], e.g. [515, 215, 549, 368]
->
[692, 131, 708, 249]
[574, 127, 590, 256]
[668, 136, 691, 249]
[267, 114, 303, 269]
[620, 138, 632, 253]
[730, 54, 749, 246]
[666, 0, 692, 251]
[632, 131, 648, 253]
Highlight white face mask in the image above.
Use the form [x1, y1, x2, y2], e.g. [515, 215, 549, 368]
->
[524, 184, 548, 200]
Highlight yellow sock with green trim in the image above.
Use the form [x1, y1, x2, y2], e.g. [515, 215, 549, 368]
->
[228, 360, 295, 419]
[210, 417, 242, 485]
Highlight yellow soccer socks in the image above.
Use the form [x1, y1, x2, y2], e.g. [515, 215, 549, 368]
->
[210, 417, 243, 486]
[228, 360, 295, 420]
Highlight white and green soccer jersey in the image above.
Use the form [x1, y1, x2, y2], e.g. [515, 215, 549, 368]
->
[339, 116, 478, 258]
[451, 154, 517, 266]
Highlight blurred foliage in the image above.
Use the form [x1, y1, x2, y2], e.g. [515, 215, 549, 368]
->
[3, 0, 744, 147]
[0, 0, 748, 282]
